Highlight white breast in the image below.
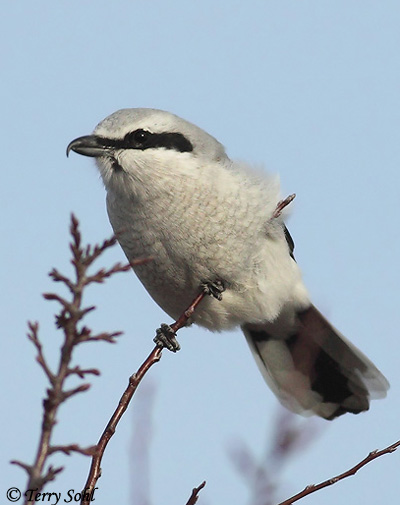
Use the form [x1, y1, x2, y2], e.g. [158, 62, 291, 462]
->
[102, 153, 309, 330]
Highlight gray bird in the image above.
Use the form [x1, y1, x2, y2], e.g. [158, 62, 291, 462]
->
[67, 108, 389, 420]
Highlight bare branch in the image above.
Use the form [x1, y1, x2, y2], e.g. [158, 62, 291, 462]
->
[48, 445, 97, 457]
[62, 383, 91, 401]
[88, 236, 119, 264]
[77, 329, 122, 344]
[40, 465, 64, 485]
[272, 194, 296, 219]
[27, 322, 55, 384]
[16, 214, 137, 504]
[85, 262, 132, 284]
[42, 293, 71, 309]
[170, 291, 206, 333]
[67, 366, 101, 379]
[10, 460, 33, 475]
[81, 290, 209, 505]
[185, 481, 206, 505]
[80, 346, 162, 505]
[48, 268, 75, 291]
[277, 439, 400, 505]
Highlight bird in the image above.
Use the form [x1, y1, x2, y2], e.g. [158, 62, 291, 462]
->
[67, 108, 389, 420]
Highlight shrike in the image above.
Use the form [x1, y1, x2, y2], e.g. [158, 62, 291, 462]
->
[67, 108, 388, 420]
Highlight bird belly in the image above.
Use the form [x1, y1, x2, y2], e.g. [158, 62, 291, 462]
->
[107, 193, 309, 331]
[120, 225, 308, 332]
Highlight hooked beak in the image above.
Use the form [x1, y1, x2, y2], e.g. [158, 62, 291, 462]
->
[66, 135, 110, 158]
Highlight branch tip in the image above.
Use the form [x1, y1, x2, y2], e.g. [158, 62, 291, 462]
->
[185, 481, 206, 505]
[277, 439, 400, 505]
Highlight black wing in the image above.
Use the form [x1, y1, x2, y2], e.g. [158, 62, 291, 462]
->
[284, 225, 295, 260]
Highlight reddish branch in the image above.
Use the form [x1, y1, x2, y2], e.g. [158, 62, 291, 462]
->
[272, 194, 296, 219]
[80, 346, 162, 505]
[277, 439, 400, 505]
[12, 215, 136, 504]
[81, 290, 207, 505]
[185, 481, 206, 505]
[13, 213, 209, 505]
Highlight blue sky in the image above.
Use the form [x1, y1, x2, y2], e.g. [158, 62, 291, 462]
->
[2, 2, 399, 504]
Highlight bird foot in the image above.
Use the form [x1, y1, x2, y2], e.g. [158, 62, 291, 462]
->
[201, 279, 225, 301]
[154, 323, 181, 352]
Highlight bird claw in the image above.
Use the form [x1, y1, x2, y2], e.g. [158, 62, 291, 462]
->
[154, 323, 181, 352]
[201, 280, 225, 301]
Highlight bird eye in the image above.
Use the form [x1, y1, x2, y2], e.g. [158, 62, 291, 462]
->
[125, 129, 150, 146]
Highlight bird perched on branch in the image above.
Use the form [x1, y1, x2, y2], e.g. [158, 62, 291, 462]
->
[68, 108, 388, 420]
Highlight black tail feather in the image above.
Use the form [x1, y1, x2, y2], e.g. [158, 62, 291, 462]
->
[242, 305, 389, 420]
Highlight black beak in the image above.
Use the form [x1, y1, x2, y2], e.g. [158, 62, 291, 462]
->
[66, 135, 110, 158]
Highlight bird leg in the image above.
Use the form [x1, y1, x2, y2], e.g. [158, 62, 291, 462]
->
[200, 279, 225, 301]
[153, 280, 225, 352]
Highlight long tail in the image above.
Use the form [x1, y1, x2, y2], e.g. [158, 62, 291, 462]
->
[242, 305, 389, 420]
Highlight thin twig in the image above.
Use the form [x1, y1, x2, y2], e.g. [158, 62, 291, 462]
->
[48, 444, 97, 456]
[81, 291, 208, 504]
[13, 215, 133, 504]
[185, 481, 206, 505]
[80, 346, 162, 505]
[171, 291, 206, 332]
[277, 439, 400, 505]
[27, 322, 55, 383]
[272, 194, 296, 219]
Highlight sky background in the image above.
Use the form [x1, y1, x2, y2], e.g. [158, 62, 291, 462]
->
[1, 1, 400, 505]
